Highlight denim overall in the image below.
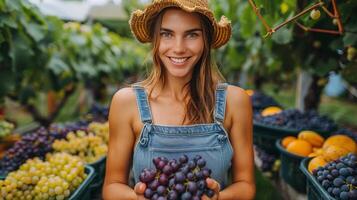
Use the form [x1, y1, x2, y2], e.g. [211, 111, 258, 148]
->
[132, 83, 233, 189]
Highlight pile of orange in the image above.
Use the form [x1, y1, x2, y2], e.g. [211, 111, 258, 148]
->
[281, 131, 357, 173]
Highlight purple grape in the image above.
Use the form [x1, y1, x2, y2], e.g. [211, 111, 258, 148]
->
[168, 178, 175, 188]
[187, 160, 196, 170]
[175, 172, 185, 183]
[149, 179, 160, 190]
[153, 157, 161, 166]
[159, 174, 169, 186]
[157, 197, 166, 200]
[349, 190, 357, 199]
[157, 160, 166, 170]
[157, 185, 166, 195]
[144, 188, 154, 198]
[174, 183, 185, 194]
[181, 192, 192, 200]
[205, 189, 215, 197]
[197, 180, 206, 189]
[139, 170, 155, 183]
[187, 172, 195, 181]
[197, 158, 206, 168]
[187, 181, 198, 193]
[162, 165, 173, 175]
[179, 155, 188, 164]
[167, 190, 178, 200]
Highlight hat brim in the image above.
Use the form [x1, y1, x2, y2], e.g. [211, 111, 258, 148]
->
[129, 0, 231, 49]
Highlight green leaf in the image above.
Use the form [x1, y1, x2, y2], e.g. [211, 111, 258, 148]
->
[271, 27, 292, 44]
[0, 14, 17, 28]
[23, 23, 46, 42]
[343, 33, 357, 46]
[48, 56, 70, 75]
[5, 0, 20, 12]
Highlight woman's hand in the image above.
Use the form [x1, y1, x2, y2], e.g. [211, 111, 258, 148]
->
[202, 178, 220, 200]
[134, 182, 147, 200]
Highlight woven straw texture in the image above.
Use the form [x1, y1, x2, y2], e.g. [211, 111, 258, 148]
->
[129, 0, 231, 49]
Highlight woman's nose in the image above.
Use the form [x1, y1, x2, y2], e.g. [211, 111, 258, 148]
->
[173, 37, 186, 54]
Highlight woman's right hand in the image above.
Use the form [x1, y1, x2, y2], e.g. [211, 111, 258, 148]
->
[134, 182, 147, 200]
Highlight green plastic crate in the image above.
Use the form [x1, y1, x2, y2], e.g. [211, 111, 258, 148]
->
[253, 122, 299, 155]
[276, 139, 307, 193]
[300, 158, 336, 200]
[87, 156, 106, 195]
[69, 165, 96, 200]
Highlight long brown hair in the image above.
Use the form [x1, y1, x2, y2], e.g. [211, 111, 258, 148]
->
[140, 8, 225, 124]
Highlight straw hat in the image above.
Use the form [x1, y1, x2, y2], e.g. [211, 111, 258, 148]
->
[129, 0, 232, 49]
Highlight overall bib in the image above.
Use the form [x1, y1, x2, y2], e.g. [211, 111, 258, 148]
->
[132, 83, 233, 189]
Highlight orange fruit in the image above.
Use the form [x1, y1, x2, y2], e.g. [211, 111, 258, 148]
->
[282, 136, 297, 148]
[308, 156, 327, 173]
[245, 89, 254, 96]
[286, 139, 313, 157]
[261, 106, 282, 117]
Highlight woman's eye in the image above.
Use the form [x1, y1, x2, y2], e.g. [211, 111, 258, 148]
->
[160, 32, 172, 38]
[187, 33, 199, 38]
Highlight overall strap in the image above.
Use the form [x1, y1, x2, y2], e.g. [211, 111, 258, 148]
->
[214, 83, 228, 123]
[132, 85, 153, 124]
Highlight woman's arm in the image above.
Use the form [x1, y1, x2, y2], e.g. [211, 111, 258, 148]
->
[219, 86, 255, 200]
[102, 88, 140, 200]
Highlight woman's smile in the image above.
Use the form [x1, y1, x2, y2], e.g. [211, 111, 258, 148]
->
[168, 56, 191, 66]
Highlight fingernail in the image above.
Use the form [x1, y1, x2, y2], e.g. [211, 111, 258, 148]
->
[140, 183, 144, 190]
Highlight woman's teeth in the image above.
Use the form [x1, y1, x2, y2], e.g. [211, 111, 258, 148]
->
[169, 57, 189, 64]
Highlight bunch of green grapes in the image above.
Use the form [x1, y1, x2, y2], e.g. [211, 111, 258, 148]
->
[0, 152, 86, 200]
[0, 120, 14, 139]
[52, 130, 108, 163]
[88, 121, 109, 143]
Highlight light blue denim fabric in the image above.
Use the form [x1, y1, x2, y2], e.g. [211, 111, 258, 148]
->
[131, 83, 233, 189]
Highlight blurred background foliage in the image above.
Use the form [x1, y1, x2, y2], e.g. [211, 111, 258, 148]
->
[0, 0, 356, 128]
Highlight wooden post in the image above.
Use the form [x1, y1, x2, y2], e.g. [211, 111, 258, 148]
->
[47, 91, 56, 115]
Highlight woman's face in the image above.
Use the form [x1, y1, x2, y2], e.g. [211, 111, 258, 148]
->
[158, 8, 204, 79]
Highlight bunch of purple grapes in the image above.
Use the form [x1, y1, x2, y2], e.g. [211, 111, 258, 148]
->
[313, 153, 357, 200]
[254, 109, 337, 132]
[139, 155, 215, 200]
[84, 103, 109, 122]
[254, 146, 277, 172]
[0, 127, 66, 175]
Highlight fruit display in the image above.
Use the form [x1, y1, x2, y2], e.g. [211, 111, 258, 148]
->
[0, 120, 14, 139]
[250, 91, 280, 113]
[254, 109, 337, 132]
[311, 153, 357, 199]
[52, 130, 108, 164]
[0, 127, 68, 175]
[139, 155, 215, 199]
[281, 131, 357, 174]
[0, 152, 87, 200]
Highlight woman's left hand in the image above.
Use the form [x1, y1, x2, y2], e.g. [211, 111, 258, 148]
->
[202, 178, 220, 200]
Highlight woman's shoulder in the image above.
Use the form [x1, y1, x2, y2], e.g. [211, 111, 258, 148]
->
[111, 87, 137, 113]
[225, 84, 250, 105]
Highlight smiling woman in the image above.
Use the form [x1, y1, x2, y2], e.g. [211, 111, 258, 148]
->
[103, 0, 255, 199]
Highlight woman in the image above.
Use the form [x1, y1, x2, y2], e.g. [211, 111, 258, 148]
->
[103, 0, 255, 199]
